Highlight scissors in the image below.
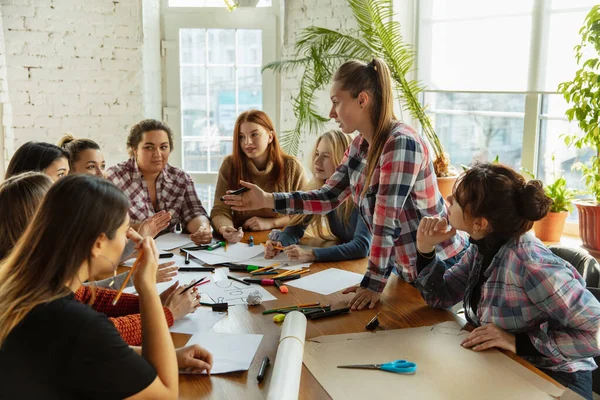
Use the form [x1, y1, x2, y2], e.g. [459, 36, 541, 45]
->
[337, 359, 417, 374]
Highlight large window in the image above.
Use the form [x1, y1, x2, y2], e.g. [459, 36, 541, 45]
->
[417, 0, 598, 232]
[179, 28, 263, 173]
[163, 3, 278, 195]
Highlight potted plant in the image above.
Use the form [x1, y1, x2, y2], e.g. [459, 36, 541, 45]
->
[262, 0, 457, 196]
[558, 5, 600, 255]
[534, 176, 578, 242]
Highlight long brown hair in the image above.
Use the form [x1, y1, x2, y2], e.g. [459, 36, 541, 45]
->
[231, 110, 287, 186]
[0, 172, 53, 260]
[0, 175, 130, 347]
[454, 163, 552, 240]
[333, 58, 396, 195]
[5, 141, 69, 179]
[288, 130, 354, 240]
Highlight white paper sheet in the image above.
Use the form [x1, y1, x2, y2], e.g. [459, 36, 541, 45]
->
[155, 233, 194, 250]
[187, 242, 265, 265]
[122, 253, 189, 267]
[184, 332, 263, 374]
[286, 268, 364, 295]
[199, 277, 278, 305]
[169, 307, 227, 334]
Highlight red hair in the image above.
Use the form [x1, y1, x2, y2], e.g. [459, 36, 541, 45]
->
[231, 110, 287, 186]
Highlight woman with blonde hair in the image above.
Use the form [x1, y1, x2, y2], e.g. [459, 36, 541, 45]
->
[211, 110, 307, 243]
[265, 130, 370, 262]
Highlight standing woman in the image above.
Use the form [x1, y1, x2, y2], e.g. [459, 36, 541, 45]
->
[224, 59, 467, 310]
[211, 110, 307, 243]
[107, 119, 212, 245]
[265, 129, 371, 262]
[5, 141, 70, 181]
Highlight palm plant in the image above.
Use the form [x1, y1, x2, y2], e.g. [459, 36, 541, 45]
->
[263, 0, 452, 176]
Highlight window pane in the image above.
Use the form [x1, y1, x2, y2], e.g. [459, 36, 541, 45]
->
[551, 0, 599, 11]
[237, 30, 262, 65]
[424, 92, 526, 170]
[180, 29, 206, 65]
[418, 1, 532, 91]
[181, 67, 207, 137]
[183, 140, 209, 172]
[209, 67, 236, 135]
[238, 67, 262, 111]
[544, 11, 589, 91]
[208, 30, 235, 65]
[210, 140, 234, 172]
[537, 94, 594, 222]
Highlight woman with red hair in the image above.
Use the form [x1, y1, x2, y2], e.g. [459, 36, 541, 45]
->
[211, 110, 307, 243]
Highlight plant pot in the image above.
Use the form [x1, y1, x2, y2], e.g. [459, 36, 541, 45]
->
[436, 175, 457, 200]
[533, 211, 568, 242]
[574, 200, 600, 257]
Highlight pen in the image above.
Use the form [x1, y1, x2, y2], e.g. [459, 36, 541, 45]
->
[220, 186, 250, 201]
[248, 236, 254, 247]
[277, 274, 302, 282]
[180, 277, 208, 294]
[227, 275, 251, 286]
[159, 253, 174, 259]
[227, 264, 261, 272]
[257, 356, 270, 382]
[185, 251, 190, 265]
[243, 278, 275, 286]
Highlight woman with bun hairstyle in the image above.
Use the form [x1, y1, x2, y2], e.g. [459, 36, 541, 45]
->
[5, 141, 69, 181]
[415, 163, 600, 400]
[58, 134, 105, 177]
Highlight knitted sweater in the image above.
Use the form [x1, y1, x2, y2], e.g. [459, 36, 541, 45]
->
[74, 286, 174, 346]
[211, 155, 307, 232]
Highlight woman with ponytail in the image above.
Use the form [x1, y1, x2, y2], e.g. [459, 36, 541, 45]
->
[415, 163, 600, 400]
[223, 59, 467, 310]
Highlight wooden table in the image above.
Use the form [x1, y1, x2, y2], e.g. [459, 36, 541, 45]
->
[115, 231, 562, 399]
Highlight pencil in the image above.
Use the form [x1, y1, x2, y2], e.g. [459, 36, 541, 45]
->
[273, 245, 285, 251]
[180, 277, 208, 294]
[227, 275, 251, 286]
[250, 263, 280, 275]
[112, 252, 142, 306]
[225, 241, 228, 252]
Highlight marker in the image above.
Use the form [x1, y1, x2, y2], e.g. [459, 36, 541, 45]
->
[220, 186, 250, 202]
[243, 278, 275, 286]
[159, 253, 174, 259]
[277, 274, 302, 282]
[177, 266, 215, 272]
[274, 279, 288, 293]
[257, 356, 270, 382]
[251, 270, 279, 276]
[184, 251, 190, 265]
[207, 241, 225, 251]
[227, 275, 251, 286]
[248, 236, 254, 247]
[227, 264, 261, 272]
[307, 307, 351, 320]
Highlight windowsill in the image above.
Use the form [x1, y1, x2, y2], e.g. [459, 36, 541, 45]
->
[539, 232, 600, 261]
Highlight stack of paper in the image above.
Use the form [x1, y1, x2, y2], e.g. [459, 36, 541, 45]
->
[184, 332, 263, 374]
[169, 307, 227, 334]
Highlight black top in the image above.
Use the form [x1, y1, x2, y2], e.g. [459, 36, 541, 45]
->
[0, 293, 157, 399]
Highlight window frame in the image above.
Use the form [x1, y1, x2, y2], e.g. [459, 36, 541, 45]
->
[413, 0, 595, 234]
[161, 0, 280, 184]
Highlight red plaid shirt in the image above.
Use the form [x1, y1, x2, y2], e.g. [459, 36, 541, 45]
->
[106, 157, 208, 233]
[273, 121, 467, 292]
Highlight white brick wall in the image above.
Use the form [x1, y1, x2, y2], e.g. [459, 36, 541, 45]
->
[0, 0, 150, 168]
[280, 0, 358, 170]
[0, 5, 13, 171]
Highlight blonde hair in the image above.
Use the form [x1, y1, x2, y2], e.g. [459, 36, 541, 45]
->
[288, 130, 354, 240]
[333, 58, 396, 195]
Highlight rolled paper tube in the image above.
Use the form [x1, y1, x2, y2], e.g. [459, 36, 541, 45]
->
[267, 311, 307, 400]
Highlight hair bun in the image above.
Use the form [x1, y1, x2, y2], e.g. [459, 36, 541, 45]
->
[519, 180, 552, 221]
[57, 133, 76, 148]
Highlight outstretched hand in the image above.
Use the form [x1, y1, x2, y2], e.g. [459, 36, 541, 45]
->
[222, 181, 273, 211]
